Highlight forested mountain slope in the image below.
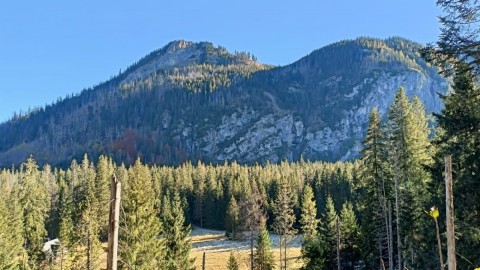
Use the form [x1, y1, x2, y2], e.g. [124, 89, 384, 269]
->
[0, 37, 448, 166]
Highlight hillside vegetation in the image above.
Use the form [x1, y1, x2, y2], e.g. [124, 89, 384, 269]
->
[0, 37, 447, 167]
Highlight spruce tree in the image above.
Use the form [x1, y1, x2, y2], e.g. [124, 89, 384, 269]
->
[42, 165, 59, 241]
[432, 65, 480, 267]
[225, 196, 240, 240]
[75, 155, 101, 270]
[162, 191, 195, 270]
[387, 88, 433, 268]
[193, 162, 206, 227]
[57, 170, 75, 268]
[227, 251, 239, 270]
[239, 191, 265, 270]
[254, 224, 275, 270]
[272, 181, 297, 270]
[319, 196, 338, 269]
[120, 158, 164, 269]
[339, 202, 361, 268]
[300, 236, 325, 270]
[19, 157, 49, 264]
[0, 171, 26, 269]
[359, 108, 390, 268]
[300, 184, 319, 238]
[423, 0, 480, 77]
[95, 155, 114, 240]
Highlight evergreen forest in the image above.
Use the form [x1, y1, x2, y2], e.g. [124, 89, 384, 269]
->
[1, 80, 479, 269]
[1, 0, 480, 269]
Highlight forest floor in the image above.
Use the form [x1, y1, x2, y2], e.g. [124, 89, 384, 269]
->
[189, 227, 303, 270]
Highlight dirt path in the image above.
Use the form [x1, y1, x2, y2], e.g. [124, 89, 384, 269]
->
[189, 227, 303, 269]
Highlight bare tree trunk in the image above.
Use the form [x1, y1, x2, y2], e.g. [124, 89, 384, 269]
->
[336, 216, 341, 270]
[394, 163, 402, 270]
[107, 175, 121, 270]
[87, 227, 91, 270]
[435, 218, 444, 269]
[279, 235, 283, 270]
[445, 156, 456, 270]
[381, 197, 388, 268]
[388, 201, 394, 270]
[284, 236, 287, 270]
[250, 232, 254, 270]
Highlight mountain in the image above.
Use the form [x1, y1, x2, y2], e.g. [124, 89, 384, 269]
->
[0, 37, 449, 166]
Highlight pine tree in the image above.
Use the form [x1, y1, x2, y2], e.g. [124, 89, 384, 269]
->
[423, 0, 480, 77]
[19, 157, 49, 264]
[359, 108, 391, 268]
[225, 196, 240, 240]
[95, 155, 114, 240]
[57, 170, 75, 268]
[300, 184, 319, 239]
[0, 171, 26, 269]
[273, 181, 297, 270]
[227, 251, 239, 270]
[238, 188, 265, 270]
[319, 196, 338, 269]
[432, 65, 480, 267]
[254, 224, 275, 270]
[193, 162, 206, 227]
[74, 155, 101, 270]
[43, 164, 59, 241]
[162, 191, 195, 270]
[120, 158, 164, 269]
[300, 236, 325, 270]
[339, 202, 361, 268]
[387, 88, 433, 268]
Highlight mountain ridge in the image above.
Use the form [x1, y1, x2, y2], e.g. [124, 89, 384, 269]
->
[0, 37, 448, 166]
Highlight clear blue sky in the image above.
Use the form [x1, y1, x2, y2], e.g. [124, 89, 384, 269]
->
[0, 0, 441, 122]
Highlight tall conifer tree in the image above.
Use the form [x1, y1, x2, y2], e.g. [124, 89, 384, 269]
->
[0, 171, 26, 269]
[319, 196, 338, 269]
[225, 196, 240, 239]
[339, 202, 361, 267]
[300, 184, 319, 239]
[432, 65, 480, 267]
[388, 88, 433, 268]
[162, 191, 195, 270]
[19, 157, 49, 264]
[360, 108, 391, 267]
[272, 181, 297, 270]
[120, 158, 164, 269]
[254, 224, 275, 270]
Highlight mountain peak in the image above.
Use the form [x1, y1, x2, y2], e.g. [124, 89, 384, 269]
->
[0, 37, 448, 166]
[164, 40, 213, 52]
[121, 40, 261, 83]
[166, 40, 194, 51]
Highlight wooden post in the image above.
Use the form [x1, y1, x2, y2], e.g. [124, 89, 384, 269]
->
[336, 216, 341, 270]
[202, 252, 206, 270]
[107, 175, 121, 270]
[445, 156, 456, 270]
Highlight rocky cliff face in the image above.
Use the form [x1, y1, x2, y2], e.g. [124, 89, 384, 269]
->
[0, 37, 449, 166]
[169, 68, 446, 163]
